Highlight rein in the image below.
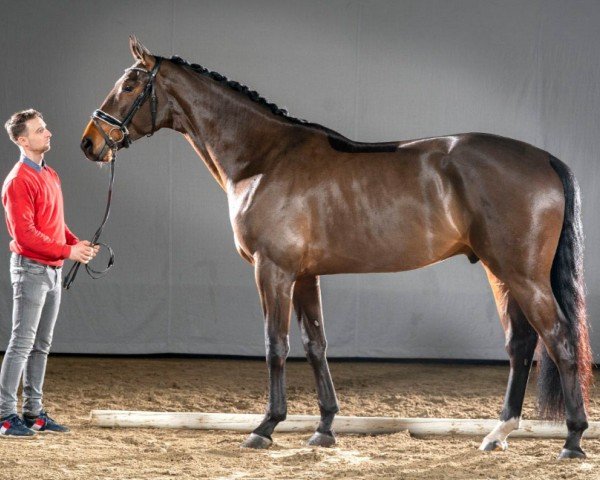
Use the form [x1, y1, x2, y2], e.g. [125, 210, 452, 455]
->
[63, 161, 116, 289]
[63, 57, 163, 290]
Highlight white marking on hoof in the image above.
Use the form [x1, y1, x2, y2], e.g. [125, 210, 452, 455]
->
[558, 448, 586, 460]
[307, 431, 336, 447]
[480, 440, 508, 452]
[241, 433, 273, 449]
[479, 417, 520, 452]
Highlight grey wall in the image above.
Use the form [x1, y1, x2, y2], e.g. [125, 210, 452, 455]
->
[0, 0, 598, 359]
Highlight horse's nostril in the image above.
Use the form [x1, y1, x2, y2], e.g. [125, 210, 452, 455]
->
[81, 137, 93, 153]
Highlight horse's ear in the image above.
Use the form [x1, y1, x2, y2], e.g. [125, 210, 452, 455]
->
[129, 35, 152, 67]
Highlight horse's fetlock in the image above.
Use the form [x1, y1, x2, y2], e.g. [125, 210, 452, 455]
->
[319, 403, 339, 416]
[328, 405, 340, 416]
[270, 411, 287, 423]
[567, 419, 588, 433]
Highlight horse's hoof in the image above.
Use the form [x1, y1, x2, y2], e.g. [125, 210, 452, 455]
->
[307, 431, 336, 447]
[558, 448, 586, 460]
[479, 440, 508, 452]
[241, 433, 273, 449]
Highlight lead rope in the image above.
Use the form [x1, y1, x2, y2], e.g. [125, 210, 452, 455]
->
[63, 160, 116, 289]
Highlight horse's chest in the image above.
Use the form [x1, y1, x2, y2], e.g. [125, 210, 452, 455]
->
[226, 175, 264, 250]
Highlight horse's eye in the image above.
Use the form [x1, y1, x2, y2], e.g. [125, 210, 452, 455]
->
[122, 85, 134, 93]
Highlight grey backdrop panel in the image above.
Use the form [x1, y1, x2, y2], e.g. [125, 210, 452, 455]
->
[0, 0, 598, 359]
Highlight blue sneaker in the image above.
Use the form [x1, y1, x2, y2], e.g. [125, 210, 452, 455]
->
[0, 414, 35, 437]
[24, 411, 70, 433]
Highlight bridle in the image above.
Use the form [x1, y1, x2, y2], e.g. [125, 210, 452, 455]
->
[91, 56, 163, 161]
[63, 57, 163, 290]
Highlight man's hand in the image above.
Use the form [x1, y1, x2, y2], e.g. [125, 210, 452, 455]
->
[68, 240, 100, 264]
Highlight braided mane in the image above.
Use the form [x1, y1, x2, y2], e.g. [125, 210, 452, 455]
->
[167, 55, 398, 153]
[169, 56, 344, 136]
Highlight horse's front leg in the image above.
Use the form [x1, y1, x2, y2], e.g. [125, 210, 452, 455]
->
[242, 257, 294, 449]
[293, 275, 339, 446]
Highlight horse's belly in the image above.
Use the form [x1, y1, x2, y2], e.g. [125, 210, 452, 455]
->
[302, 217, 465, 275]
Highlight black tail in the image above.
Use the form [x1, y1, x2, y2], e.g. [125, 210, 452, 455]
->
[537, 155, 592, 420]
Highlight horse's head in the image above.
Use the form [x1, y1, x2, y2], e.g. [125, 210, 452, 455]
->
[81, 36, 168, 162]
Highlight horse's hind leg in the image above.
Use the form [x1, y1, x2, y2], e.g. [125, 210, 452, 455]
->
[480, 268, 538, 452]
[293, 276, 339, 446]
[508, 278, 589, 459]
[241, 257, 294, 449]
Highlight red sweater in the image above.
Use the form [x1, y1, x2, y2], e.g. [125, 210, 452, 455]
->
[2, 158, 78, 266]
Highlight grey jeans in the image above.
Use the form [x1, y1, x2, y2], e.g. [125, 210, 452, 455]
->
[0, 253, 62, 417]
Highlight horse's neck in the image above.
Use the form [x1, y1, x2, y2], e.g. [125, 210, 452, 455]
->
[168, 71, 298, 188]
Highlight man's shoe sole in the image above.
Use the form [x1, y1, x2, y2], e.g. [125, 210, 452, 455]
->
[32, 427, 70, 434]
[0, 433, 36, 439]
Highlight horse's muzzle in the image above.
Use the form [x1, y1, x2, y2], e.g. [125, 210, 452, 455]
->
[80, 136, 111, 163]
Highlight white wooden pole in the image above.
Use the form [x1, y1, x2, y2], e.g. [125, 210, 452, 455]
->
[89, 410, 600, 438]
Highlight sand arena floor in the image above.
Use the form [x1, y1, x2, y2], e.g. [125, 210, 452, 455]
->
[0, 356, 598, 479]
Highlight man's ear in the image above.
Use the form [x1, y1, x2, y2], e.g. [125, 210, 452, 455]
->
[16, 136, 28, 149]
[129, 35, 153, 68]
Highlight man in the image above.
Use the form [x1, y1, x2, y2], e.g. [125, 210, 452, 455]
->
[0, 109, 97, 436]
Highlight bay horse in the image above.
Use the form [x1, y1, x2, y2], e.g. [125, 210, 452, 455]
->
[80, 37, 592, 459]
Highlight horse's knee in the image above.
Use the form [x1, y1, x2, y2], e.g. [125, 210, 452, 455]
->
[304, 339, 327, 363]
[266, 336, 290, 366]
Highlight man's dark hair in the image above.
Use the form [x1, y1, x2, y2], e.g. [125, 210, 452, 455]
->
[4, 109, 43, 144]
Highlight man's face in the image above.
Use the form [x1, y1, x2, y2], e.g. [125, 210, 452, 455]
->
[18, 117, 52, 154]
